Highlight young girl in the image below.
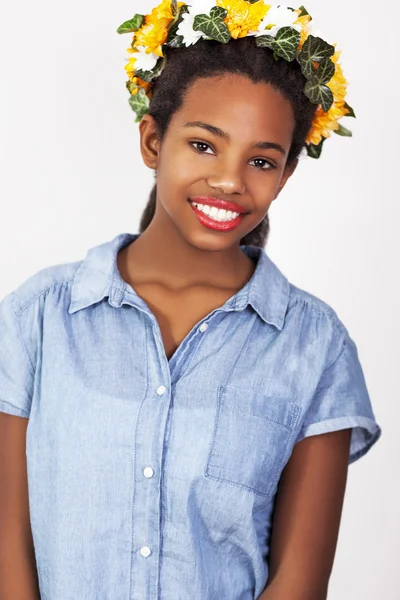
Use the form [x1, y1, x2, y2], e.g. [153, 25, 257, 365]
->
[0, 2, 382, 599]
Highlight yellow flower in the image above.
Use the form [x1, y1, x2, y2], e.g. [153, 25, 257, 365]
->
[294, 12, 312, 48]
[216, 0, 270, 39]
[306, 50, 351, 146]
[135, 23, 168, 57]
[134, 0, 186, 57]
[124, 54, 138, 80]
[127, 75, 152, 96]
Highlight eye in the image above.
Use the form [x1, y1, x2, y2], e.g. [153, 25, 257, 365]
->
[189, 141, 276, 171]
[189, 141, 215, 154]
[249, 158, 275, 171]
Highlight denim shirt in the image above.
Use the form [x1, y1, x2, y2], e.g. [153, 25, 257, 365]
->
[0, 232, 381, 600]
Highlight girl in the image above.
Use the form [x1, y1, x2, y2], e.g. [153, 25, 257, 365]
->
[0, 2, 382, 599]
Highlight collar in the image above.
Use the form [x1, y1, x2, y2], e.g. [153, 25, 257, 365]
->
[68, 232, 290, 330]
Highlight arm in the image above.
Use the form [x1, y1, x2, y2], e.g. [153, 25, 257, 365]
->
[258, 428, 352, 600]
[0, 412, 41, 599]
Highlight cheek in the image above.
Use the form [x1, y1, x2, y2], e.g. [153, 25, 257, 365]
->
[249, 169, 286, 209]
[158, 143, 198, 188]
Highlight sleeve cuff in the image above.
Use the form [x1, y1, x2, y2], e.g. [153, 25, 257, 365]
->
[0, 399, 30, 419]
[296, 415, 382, 464]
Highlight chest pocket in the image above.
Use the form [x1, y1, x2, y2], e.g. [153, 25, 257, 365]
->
[205, 384, 301, 497]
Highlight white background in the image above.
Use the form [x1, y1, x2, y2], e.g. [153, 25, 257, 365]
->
[0, 0, 398, 598]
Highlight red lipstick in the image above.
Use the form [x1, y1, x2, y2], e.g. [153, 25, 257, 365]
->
[188, 196, 249, 232]
[189, 196, 248, 213]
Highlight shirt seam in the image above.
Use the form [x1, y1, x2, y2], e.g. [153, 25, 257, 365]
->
[14, 278, 76, 316]
[289, 295, 347, 339]
[323, 333, 348, 374]
[11, 291, 35, 375]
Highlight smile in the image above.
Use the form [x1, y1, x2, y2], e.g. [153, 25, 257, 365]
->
[189, 200, 246, 232]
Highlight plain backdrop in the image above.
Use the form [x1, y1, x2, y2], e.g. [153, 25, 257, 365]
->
[0, 0, 398, 598]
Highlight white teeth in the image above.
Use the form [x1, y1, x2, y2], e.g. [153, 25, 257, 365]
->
[190, 201, 241, 222]
[209, 207, 219, 218]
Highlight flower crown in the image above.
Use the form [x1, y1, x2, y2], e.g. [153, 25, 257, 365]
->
[117, 1, 356, 159]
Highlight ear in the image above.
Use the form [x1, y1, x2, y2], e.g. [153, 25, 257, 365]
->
[273, 158, 299, 200]
[139, 114, 161, 170]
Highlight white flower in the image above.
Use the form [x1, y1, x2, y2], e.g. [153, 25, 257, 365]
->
[133, 45, 159, 72]
[188, 0, 217, 17]
[254, 4, 301, 38]
[306, 20, 324, 40]
[177, 12, 203, 46]
[177, 0, 217, 46]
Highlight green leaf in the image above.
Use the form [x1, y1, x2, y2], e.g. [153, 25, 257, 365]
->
[245, 0, 261, 3]
[128, 88, 150, 122]
[166, 4, 189, 47]
[193, 6, 231, 43]
[117, 14, 144, 34]
[256, 26, 301, 62]
[298, 5, 311, 19]
[334, 123, 352, 137]
[343, 101, 356, 118]
[304, 77, 334, 112]
[314, 57, 335, 85]
[298, 35, 335, 78]
[307, 138, 325, 159]
[166, 34, 185, 48]
[171, 0, 178, 17]
[126, 80, 137, 94]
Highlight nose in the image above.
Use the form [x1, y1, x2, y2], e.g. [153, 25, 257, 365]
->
[207, 161, 246, 195]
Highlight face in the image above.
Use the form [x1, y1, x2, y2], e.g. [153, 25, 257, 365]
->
[139, 73, 297, 252]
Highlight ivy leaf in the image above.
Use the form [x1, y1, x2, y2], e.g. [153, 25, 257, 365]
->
[134, 57, 165, 83]
[128, 88, 150, 122]
[298, 35, 335, 78]
[313, 57, 335, 85]
[304, 77, 334, 112]
[307, 138, 325, 159]
[117, 14, 144, 34]
[171, 0, 178, 18]
[334, 123, 352, 137]
[126, 80, 137, 94]
[298, 5, 311, 19]
[166, 4, 189, 47]
[256, 26, 301, 62]
[193, 6, 231, 43]
[343, 101, 356, 118]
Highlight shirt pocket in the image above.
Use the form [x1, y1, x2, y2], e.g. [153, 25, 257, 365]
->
[205, 384, 301, 497]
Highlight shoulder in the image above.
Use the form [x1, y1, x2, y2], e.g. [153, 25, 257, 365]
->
[288, 282, 344, 326]
[284, 281, 351, 357]
[5, 260, 83, 315]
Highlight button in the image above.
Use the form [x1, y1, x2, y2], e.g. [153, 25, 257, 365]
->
[140, 546, 151, 558]
[143, 466, 154, 478]
[157, 385, 166, 396]
[199, 323, 208, 333]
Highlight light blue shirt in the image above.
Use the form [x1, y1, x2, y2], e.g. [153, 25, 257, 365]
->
[0, 232, 381, 600]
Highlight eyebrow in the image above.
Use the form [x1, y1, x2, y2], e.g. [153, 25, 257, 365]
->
[182, 121, 286, 155]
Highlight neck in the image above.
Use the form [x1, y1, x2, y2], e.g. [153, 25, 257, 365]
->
[118, 213, 256, 292]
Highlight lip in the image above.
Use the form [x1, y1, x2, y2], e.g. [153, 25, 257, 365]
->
[188, 196, 249, 214]
[189, 201, 246, 232]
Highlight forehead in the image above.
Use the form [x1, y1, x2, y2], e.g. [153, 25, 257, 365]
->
[173, 73, 295, 145]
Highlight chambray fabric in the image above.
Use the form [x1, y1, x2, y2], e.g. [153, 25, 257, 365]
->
[0, 232, 381, 600]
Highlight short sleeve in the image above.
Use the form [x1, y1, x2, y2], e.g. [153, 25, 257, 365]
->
[0, 292, 34, 418]
[295, 330, 382, 464]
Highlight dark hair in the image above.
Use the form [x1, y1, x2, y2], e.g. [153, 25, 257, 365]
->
[139, 36, 317, 248]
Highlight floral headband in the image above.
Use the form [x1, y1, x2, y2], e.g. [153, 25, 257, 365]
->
[117, 1, 356, 158]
